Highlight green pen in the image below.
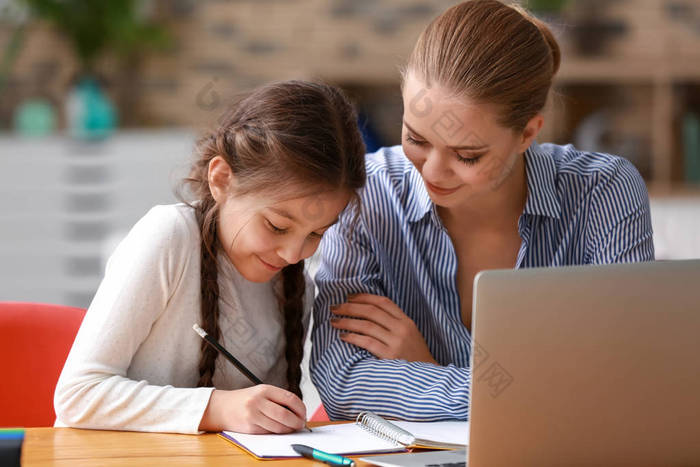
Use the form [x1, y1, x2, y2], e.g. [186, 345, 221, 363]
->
[291, 444, 355, 466]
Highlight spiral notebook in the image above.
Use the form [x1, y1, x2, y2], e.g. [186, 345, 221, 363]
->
[219, 411, 468, 460]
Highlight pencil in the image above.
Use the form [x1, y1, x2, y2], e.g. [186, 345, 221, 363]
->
[193, 323, 262, 384]
[192, 323, 312, 432]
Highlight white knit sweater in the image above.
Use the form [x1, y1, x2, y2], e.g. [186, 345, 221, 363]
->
[54, 204, 312, 434]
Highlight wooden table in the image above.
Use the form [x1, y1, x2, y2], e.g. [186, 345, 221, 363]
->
[21, 425, 389, 466]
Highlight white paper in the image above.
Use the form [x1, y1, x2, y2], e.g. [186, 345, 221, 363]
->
[222, 420, 469, 458]
[222, 423, 403, 458]
[391, 420, 469, 445]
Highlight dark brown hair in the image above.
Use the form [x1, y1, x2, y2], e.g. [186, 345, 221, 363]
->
[405, 0, 561, 131]
[182, 80, 366, 395]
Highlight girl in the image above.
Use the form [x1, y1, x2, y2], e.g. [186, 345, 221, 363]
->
[54, 80, 366, 434]
[311, 0, 654, 421]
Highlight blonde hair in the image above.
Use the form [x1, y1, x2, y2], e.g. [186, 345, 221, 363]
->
[405, 0, 560, 130]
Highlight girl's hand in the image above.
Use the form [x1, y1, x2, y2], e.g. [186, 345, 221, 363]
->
[330, 293, 437, 364]
[199, 385, 307, 433]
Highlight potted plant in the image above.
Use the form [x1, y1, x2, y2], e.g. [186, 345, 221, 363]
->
[18, 0, 169, 139]
[527, 0, 569, 14]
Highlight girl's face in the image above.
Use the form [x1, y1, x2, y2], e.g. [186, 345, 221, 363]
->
[401, 73, 541, 210]
[216, 184, 350, 283]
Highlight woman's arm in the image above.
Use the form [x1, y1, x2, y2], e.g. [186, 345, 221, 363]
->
[310, 212, 471, 421]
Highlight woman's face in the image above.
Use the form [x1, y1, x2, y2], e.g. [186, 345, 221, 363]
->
[401, 73, 538, 210]
[216, 185, 350, 283]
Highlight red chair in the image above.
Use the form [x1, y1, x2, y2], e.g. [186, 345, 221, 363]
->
[0, 302, 86, 427]
[309, 403, 330, 422]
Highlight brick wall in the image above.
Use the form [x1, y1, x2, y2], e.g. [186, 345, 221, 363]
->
[1, 0, 461, 135]
[3, 0, 699, 149]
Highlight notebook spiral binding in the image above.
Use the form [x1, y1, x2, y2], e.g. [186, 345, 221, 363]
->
[355, 412, 414, 447]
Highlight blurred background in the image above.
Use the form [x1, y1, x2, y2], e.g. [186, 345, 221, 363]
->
[1, 0, 700, 310]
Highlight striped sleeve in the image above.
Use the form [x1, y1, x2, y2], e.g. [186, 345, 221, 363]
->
[310, 208, 471, 421]
[587, 157, 655, 263]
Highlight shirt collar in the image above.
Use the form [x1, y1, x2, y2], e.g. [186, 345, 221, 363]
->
[523, 142, 562, 219]
[405, 164, 434, 223]
[404, 141, 562, 223]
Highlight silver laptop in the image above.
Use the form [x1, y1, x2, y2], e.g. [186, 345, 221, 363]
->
[361, 449, 467, 467]
[363, 260, 700, 466]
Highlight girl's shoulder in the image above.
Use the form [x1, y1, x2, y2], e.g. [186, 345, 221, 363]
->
[136, 203, 199, 240]
[119, 203, 201, 259]
[100, 204, 201, 307]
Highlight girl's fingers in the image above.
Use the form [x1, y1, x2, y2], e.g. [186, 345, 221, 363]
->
[258, 398, 305, 432]
[340, 332, 391, 359]
[331, 302, 395, 330]
[346, 294, 404, 319]
[262, 385, 307, 421]
[331, 317, 391, 344]
[254, 407, 298, 433]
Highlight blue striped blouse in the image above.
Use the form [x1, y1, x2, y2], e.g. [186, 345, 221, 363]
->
[310, 142, 654, 421]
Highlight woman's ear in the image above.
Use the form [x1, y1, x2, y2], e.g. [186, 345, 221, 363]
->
[208, 156, 234, 203]
[517, 114, 544, 153]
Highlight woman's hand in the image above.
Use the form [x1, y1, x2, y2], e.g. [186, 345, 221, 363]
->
[330, 293, 437, 364]
[199, 385, 306, 433]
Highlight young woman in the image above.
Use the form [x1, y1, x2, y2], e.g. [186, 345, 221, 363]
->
[311, 0, 654, 421]
[54, 80, 366, 434]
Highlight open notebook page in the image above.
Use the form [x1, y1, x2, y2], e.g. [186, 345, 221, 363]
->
[391, 420, 469, 446]
[221, 420, 469, 458]
[221, 423, 404, 458]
